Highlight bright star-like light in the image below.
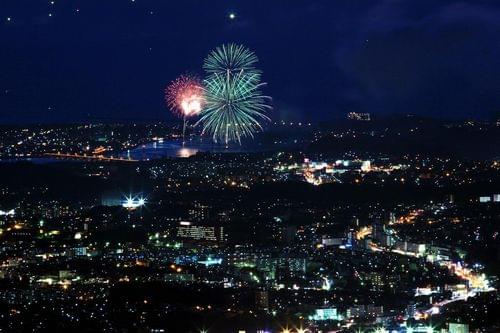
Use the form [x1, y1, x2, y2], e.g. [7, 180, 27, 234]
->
[0, 209, 15, 216]
[122, 196, 146, 209]
[228, 13, 236, 20]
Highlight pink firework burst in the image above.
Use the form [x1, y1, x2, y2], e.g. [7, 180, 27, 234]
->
[165, 75, 205, 118]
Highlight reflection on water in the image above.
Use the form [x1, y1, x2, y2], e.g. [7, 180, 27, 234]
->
[177, 147, 198, 158]
[115, 139, 258, 160]
[0, 139, 269, 164]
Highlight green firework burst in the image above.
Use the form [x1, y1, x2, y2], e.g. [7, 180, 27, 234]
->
[198, 44, 272, 145]
[203, 43, 261, 79]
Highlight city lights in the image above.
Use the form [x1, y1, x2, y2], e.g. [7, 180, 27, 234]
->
[1, 1, 499, 332]
[0, 209, 15, 216]
[122, 196, 147, 209]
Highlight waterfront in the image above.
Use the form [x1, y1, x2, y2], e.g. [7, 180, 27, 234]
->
[116, 138, 272, 160]
[0, 139, 272, 163]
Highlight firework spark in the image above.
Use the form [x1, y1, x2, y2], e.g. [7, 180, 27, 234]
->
[198, 44, 271, 145]
[165, 75, 205, 142]
[165, 75, 204, 118]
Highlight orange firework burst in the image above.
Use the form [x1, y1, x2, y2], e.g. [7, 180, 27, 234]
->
[165, 75, 205, 118]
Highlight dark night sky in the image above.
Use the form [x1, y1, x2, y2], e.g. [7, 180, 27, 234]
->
[1, 0, 500, 123]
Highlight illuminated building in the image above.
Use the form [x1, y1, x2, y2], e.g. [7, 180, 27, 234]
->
[278, 257, 307, 275]
[361, 160, 371, 172]
[427, 246, 451, 262]
[72, 247, 87, 256]
[226, 251, 260, 268]
[300, 159, 373, 185]
[389, 212, 396, 224]
[255, 257, 277, 281]
[448, 323, 469, 333]
[321, 237, 344, 246]
[393, 241, 426, 257]
[372, 222, 395, 247]
[347, 112, 371, 121]
[176, 221, 227, 242]
[406, 302, 416, 318]
[479, 196, 491, 203]
[59, 270, 75, 279]
[309, 308, 341, 321]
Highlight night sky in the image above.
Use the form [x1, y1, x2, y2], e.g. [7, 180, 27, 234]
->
[1, 0, 500, 123]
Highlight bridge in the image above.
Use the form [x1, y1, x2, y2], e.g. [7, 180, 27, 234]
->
[44, 152, 138, 162]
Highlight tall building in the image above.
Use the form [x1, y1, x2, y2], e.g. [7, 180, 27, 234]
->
[406, 302, 416, 318]
[372, 220, 395, 246]
[176, 221, 227, 243]
[389, 212, 396, 224]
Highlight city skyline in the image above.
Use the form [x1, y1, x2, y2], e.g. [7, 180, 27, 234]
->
[0, 2, 499, 332]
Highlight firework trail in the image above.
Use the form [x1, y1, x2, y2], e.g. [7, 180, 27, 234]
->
[165, 75, 205, 143]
